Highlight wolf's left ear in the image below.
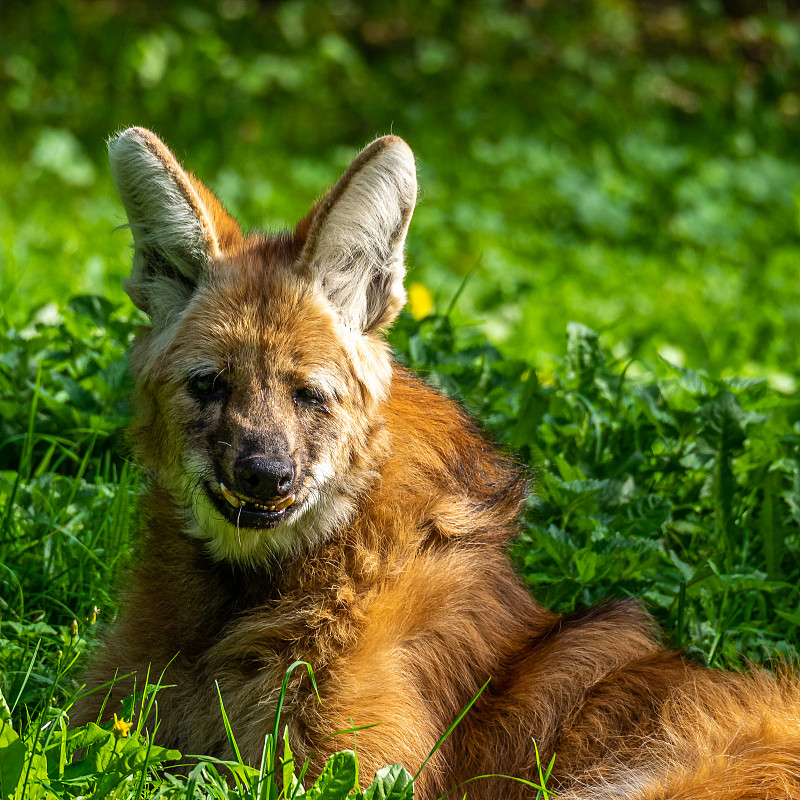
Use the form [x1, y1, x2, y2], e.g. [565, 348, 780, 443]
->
[299, 136, 417, 333]
[109, 127, 242, 323]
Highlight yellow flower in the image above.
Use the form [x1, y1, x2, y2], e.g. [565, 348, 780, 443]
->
[407, 282, 433, 320]
[89, 606, 99, 625]
[112, 713, 133, 738]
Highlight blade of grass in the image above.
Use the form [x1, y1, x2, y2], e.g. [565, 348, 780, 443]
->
[414, 678, 490, 784]
[215, 681, 244, 765]
[271, 661, 320, 757]
[10, 640, 40, 714]
[134, 729, 156, 800]
[21, 358, 43, 482]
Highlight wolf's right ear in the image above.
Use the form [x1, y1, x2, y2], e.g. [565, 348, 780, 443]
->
[109, 127, 241, 323]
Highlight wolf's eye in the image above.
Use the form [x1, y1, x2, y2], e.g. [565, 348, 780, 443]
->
[189, 372, 228, 402]
[293, 386, 329, 413]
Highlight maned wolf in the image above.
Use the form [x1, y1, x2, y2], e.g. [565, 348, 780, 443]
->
[74, 128, 800, 798]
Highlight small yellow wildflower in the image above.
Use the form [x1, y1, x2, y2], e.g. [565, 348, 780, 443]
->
[89, 606, 100, 625]
[70, 619, 78, 637]
[112, 713, 133, 738]
[407, 282, 433, 320]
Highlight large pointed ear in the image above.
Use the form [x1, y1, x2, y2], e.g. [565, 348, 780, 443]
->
[298, 136, 417, 333]
[109, 127, 242, 323]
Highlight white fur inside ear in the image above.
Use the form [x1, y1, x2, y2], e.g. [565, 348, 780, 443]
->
[109, 127, 218, 316]
[305, 137, 417, 333]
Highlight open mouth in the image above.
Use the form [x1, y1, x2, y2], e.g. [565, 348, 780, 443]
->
[204, 481, 297, 528]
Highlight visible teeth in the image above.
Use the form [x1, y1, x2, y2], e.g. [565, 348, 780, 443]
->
[252, 494, 295, 513]
[220, 483, 244, 508]
[219, 484, 295, 514]
[274, 494, 295, 511]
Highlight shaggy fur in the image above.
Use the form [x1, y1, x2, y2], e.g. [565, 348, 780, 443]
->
[74, 129, 800, 798]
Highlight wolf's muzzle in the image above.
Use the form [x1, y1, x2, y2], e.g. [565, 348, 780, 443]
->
[233, 455, 295, 501]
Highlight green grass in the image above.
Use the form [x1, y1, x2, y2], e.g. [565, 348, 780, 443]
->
[2, 1, 800, 797]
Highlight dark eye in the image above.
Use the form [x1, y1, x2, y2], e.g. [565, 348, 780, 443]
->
[293, 386, 329, 413]
[189, 372, 228, 402]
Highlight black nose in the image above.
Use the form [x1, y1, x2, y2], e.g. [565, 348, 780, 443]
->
[234, 456, 295, 499]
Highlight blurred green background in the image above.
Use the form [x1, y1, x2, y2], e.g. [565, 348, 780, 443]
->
[3, 0, 800, 382]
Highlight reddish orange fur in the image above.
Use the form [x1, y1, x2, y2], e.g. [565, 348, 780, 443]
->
[74, 133, 800, 799]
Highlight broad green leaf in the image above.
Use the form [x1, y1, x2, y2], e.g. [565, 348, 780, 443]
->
[0, 720, 26, 800]
[362, 764, 414, 800]
[307, 750, 357, 800]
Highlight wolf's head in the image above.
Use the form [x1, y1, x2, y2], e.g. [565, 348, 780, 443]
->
[110, 128, 417, 564]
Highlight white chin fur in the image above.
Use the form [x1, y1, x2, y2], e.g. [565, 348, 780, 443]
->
[182, 461, 352, 565]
